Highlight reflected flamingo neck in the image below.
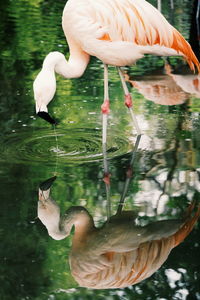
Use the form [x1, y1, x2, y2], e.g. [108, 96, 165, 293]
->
[67, 206, 96, 246]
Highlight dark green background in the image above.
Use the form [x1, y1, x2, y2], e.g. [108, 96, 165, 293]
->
[0, 0, 200, 299]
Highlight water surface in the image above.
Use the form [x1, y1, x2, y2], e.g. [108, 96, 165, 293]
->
[0, 0, 200, 299]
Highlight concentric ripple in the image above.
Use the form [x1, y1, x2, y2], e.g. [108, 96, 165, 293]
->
[1, 128, 133, 165]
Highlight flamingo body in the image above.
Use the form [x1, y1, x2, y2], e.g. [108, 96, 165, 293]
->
[62, 0, 199, 68]
[69, 212, 199, 289]
[38, 180, 200, 289]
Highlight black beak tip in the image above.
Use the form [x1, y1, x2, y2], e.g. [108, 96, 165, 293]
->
[37, 111, 57, 125]
[39, 176, 57, 191]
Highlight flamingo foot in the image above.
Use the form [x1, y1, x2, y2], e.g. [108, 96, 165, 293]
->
[101, 99, 110, 114]
[103, 172, 111, 185]
[126, 167, 132, 178]
[125, 94, 133, 108]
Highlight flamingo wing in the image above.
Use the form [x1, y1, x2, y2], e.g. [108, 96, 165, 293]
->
[70, 238, 175, 289]
[69, 205, 200, 289]
[62, 0, 200, 70]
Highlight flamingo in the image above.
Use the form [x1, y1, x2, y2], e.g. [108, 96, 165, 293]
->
[170, 74, 200, 98]
[164, 63, 200, 98]
[33, 0, 200, 144]
[126, 73, 189, 106]
[38, 176, 200, 289]
[123, 63, 200, 105]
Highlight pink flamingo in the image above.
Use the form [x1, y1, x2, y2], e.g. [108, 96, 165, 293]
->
[38, 176, 200, 289]
[33, 0, 200, 143]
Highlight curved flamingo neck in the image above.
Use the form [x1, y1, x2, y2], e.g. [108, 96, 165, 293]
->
[50, 208, 95, 242]
[66, 207, 96, 247]
[48, 226, 69, 241]
[42, 51, 89, 78]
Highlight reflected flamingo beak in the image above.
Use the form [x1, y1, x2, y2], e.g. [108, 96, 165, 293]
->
[37, 111, 56, 125]
[39, 176, 57, 191]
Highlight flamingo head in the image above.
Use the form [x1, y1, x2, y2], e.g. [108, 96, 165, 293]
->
[33, 52, 65, 125]
[33, 72, 57, 124]
[33, 71, 57, 124]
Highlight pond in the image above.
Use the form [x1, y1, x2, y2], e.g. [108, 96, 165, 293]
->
[0, 0, 200, 299]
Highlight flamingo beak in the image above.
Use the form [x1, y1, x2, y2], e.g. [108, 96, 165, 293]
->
[37, 111, 57, 125]
[39, 176, 57, 191]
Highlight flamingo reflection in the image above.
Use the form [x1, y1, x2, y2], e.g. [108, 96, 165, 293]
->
[125, 64, 200, 106]
[127, 74, 189, 106]
[37, 178, 200, 289]
[165, 63, 200, 98]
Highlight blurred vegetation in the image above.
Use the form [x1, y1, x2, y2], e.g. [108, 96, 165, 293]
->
[0, 0, 200, 300]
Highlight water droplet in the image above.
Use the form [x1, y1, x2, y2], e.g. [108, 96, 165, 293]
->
[88, 112, 96, 115]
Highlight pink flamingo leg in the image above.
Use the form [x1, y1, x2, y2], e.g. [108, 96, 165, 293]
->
[118, 68, 141, 135]
[101, 65, 111, 219]
[117, 134, 141, 215]
[101, 64, 110, 145]
[125, 93, 133, 108]
[102, 142, 111, 219]
[101, 99, 110, 114]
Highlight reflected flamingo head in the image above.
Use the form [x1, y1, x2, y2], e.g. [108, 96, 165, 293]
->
[37, 177, 200, 289]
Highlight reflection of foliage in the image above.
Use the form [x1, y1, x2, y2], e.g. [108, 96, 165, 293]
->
[0, 165, 49, 300]
[0, 0, 200, 299]
[30, 210, 200, 300]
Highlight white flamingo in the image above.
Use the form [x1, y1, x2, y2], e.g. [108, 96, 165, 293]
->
[33, 0, 200, 144]
[37, 176, 200, 289]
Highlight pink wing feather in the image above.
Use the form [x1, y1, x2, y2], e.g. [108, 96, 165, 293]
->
[63, 0, 200, 71]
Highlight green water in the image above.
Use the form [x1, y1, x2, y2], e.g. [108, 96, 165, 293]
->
[0, 0, 200, 299]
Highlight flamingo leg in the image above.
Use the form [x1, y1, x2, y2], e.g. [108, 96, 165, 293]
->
[117, 134, 141, 215]
[101, 64, 110, 146]
[103, 143, 111, 220]
[101, 64, 111, 219]
[157, 0, 161, 12]
[118, 67, 141, 135]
